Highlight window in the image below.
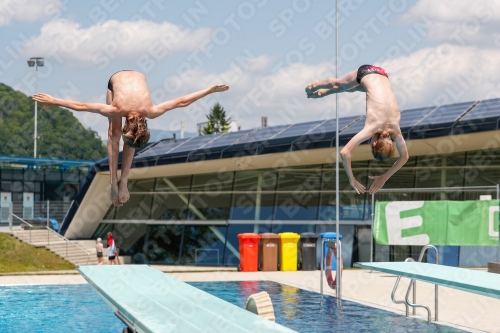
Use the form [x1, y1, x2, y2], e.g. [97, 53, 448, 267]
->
[179, 225, 227, 265]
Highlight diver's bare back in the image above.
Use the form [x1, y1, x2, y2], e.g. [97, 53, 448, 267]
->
[362, 74, 401, 135]
[109, 71, 153, 118]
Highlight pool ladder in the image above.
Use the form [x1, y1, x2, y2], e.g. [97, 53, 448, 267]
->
[391, 245, 439, 323]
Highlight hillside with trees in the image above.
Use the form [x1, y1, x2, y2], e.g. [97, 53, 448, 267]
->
[0, 83, 106, 160]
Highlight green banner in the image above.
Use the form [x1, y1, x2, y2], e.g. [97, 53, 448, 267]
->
[374, 200, 500, 246]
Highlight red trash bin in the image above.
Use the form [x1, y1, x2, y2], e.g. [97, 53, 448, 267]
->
[237, 233, 261, 272]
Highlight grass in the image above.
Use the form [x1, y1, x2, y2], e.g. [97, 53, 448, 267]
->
[0, 233, 75, 273]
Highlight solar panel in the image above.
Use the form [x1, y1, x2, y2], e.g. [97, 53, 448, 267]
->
[196, 129, 257, 149]
[271, 120, 324, 139]
[416, 101, 474, 126]
[136, 138, 191, 158]
[399, 107, 437, 128]
[339, 117, 366, 135]
[166, 134, 222, 154]
[305, 116, 361, 136]
[461, 98, 500, 121]
[237, 124, 292, 144]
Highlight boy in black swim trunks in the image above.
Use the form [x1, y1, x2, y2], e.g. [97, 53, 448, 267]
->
[305, 65, 409, 194]
[33, 71, 229, 206]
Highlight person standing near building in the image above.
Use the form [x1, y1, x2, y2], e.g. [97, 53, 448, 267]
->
[96, 238, 104, 265]
[107, 232, 117, 265]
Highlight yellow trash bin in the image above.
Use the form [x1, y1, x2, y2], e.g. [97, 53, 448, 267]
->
[278, 232, 300, 271]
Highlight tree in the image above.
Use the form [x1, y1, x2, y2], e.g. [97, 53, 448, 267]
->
[201, 103, 231, 135]
[0, 82, 107, 160]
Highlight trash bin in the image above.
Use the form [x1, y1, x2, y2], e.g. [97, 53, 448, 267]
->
[320, 232, 342, 270]
[300, 232, 319, 271]
[237, 233, 261, 272]
[260, 233, 279, 271]
[278, 232, 300, 271]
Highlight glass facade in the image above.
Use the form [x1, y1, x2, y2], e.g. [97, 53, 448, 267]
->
[0, 167, 87, 202]
[96, 148, 500, 267]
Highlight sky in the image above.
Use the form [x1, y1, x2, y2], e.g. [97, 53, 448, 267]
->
[1, 0, 500, 141]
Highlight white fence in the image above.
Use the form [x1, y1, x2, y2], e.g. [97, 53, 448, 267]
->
[0, 201, 73, 229]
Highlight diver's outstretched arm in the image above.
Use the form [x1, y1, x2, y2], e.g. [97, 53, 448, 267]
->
[148, 84, 229, 119]
[32, 93, 118, 117]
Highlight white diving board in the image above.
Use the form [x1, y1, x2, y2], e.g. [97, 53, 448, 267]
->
[354, 262, 500, 300]
[78, 265, 297, 333]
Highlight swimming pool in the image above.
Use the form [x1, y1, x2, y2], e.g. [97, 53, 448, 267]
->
[0, 281, 469, 332]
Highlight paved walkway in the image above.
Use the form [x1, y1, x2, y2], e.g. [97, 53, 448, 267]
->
[1, 268, 498, 332]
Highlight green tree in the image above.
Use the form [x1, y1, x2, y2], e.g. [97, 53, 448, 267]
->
[0, 82, 107, 160]
[201, 103, 231, 135]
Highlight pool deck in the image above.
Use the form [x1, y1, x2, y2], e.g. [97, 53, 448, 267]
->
[1, 267, 498, 333]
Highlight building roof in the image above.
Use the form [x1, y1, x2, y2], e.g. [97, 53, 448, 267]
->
[90, 97, 500, 171]
[0, 155, 97, 170]
[60, 97, 500, 235]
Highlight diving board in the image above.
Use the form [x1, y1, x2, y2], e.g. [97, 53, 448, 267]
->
[78, 265, 297, 333]
[354, 262, 500, 300]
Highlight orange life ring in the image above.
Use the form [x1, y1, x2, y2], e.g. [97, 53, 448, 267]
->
[325, 246, 343, 289]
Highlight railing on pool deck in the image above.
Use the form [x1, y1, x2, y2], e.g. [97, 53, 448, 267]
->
[11, 213, 90, 265]
[391, 245, 439, 323]
[320, 237, 342, 299]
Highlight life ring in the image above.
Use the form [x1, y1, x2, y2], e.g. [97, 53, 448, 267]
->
[325, 246, 343, 289]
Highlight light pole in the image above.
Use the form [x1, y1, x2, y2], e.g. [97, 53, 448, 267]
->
[27, 57, 44, 158]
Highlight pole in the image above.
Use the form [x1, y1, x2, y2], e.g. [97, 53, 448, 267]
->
[497, 184, 499, 262]
[335, 0, 341, 302]
[371, 192, 374, 262]
[34, 64, 38, 159]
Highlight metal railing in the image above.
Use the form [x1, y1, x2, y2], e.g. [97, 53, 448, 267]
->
[11, 213, 90, 265]
[11, 213, 34, 242]
[7, 200, 73, 228]
[320, 237, 342, 298]
[44, 226, 91, 265]
[391, 245, 439, 323]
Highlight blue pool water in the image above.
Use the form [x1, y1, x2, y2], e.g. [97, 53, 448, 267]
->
[0, 282, 468, 332]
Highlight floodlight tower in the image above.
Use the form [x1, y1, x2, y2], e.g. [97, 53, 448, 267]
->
[27, 57, 44, 158]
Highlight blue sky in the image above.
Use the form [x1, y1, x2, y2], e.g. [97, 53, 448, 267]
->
[1, 0, 500, 140]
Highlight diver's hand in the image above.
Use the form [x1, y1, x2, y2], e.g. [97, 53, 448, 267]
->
[368, 175, 387, 194]
[209, 84, 229, 93]
[350, 178, 366, 194]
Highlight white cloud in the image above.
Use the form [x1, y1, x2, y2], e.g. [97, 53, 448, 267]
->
[150, 44, 500, 135]
[399, 0, 500, 46]
[0, 0, 61, 26]
[378, 44, 500, 110]
[22, 19, 212, 67]
[147, 60, 367, 133]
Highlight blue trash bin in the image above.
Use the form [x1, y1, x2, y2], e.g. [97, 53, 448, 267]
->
[320, 232, 342, 270]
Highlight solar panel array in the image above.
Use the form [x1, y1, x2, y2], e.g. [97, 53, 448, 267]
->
[398, 106, 438, 128]
[416, 101, 475, 126]
[461, 98, 500, 121]
[137, 98, 500, 158]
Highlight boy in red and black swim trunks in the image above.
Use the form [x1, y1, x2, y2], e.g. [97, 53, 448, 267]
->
[305, 65, 409, 194]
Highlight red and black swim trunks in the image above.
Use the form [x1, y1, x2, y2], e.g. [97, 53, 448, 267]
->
[356, 65, 388, 83]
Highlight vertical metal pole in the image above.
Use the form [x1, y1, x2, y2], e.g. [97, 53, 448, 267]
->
[34, 64, 38, 159]
[334, 0, 341, 302]
[320, 239, 324, 296]
[371, 192, 374, 262]
[413, 281, 416, 315]
[47, 200, 50, 246]
[497, 184, 500, 262]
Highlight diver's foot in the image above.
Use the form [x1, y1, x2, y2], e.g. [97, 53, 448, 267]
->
[305, 79, 320, 95]
[118, 179, 130, 204]
[111, 183, 122, 206]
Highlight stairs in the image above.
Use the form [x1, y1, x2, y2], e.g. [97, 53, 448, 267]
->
[11, 228, 99, 266]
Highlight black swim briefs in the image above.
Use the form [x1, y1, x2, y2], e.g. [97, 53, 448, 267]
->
[107, 70, 133, 91]
[356, 65, 388, 84]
